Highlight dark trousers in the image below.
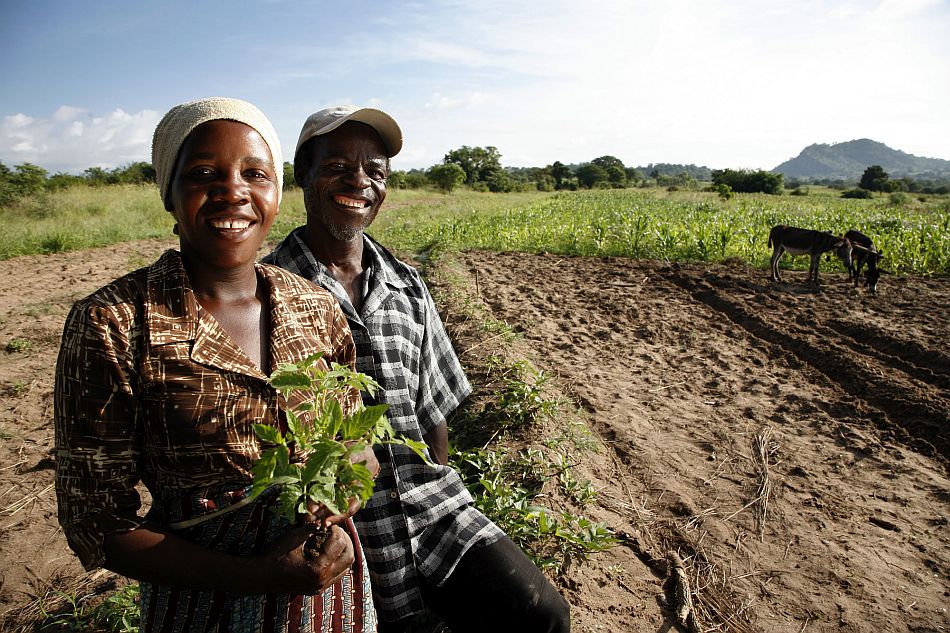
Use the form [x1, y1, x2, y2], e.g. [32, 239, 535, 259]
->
[378, 535, 570, 633]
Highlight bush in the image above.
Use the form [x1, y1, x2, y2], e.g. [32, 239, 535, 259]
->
[535, 174, 555, 192]
[404, 170, 429, 189]
[841, 188, 873, 199]
[888, 191, 909, 206]
[427, 163, 466, 193]
[715, 183, 733, 200]
[387, 171, 407, 190]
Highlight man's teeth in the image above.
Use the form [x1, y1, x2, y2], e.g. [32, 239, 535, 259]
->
[209, 219, 251, 230]
[335, 196, 366, 209]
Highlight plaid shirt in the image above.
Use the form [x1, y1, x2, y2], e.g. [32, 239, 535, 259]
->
[264, 229, 503, 622]
[55, 250, 375, 632]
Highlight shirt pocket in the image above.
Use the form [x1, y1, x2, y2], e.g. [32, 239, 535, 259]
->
[140, 374, 265, 478]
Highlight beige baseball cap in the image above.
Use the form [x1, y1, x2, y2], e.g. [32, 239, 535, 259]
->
[294, 105, 403, 161]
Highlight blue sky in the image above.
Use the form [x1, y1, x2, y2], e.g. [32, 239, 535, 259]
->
[2, 0, 948, 174]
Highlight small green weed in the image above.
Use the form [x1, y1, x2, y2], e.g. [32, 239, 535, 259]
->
[543, 420, 599, 453]
[555, 453, 598, 507]
[37, 584, 140, 632]
[87, 583, 140, 632]
[451, 445, 615, 571]
[496, 360, 558, 429]
[4, 337, 32, 353]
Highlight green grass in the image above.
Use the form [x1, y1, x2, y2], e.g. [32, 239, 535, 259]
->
[0, 184, 172, 259]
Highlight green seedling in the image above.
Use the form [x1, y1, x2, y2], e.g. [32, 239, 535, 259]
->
[251, 352, 430, 524]
[4, 337, 32, 353]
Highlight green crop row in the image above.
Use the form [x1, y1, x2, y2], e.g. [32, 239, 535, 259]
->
[378, 190, 950, 275]
[2, 186, 947, 275]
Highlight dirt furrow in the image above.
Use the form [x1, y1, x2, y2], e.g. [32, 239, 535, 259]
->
[666, 268, 950, 465]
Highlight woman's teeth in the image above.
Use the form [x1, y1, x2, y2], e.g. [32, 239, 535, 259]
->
[209, 219, 251, 230]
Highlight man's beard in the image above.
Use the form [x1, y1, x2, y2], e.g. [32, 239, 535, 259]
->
[304, 187, 372, 243]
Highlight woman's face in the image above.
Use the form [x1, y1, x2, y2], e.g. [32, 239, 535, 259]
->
[167, 120, 279, 272]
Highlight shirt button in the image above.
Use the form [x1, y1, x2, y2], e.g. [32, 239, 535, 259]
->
[389, 491, 398, 500]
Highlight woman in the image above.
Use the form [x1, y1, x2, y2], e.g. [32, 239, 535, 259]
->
[54, 97, 377, 632]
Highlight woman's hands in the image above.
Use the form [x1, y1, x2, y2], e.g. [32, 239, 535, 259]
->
[104, 521, 355, 596]
[256, 523, 354, 595]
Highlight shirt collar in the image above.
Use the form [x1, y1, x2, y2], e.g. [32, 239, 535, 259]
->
[273, 227, 408, 320]
[144, 250, 293, 381]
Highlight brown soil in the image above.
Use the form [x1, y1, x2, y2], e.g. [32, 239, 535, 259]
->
[1, 241, 948, 632]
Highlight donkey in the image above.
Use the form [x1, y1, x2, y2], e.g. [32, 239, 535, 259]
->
[844, 229, 885, 294]
[768, 225, 852, 285]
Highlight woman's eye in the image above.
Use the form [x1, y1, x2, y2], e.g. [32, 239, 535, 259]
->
[245, 169, 270, 180]
[188, 167, 214, 178]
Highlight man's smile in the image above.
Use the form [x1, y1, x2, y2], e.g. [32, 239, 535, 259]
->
[333, 195, 371, 209]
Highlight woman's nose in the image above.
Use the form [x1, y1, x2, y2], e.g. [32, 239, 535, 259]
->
[212, 170, 249, 202]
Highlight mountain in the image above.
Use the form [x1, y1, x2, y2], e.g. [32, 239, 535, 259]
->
[772, 139, 950, 182]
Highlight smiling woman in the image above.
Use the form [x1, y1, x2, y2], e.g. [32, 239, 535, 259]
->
[53, 97, 378, 633]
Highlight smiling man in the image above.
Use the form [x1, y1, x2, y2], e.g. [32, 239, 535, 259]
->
[264, 106, 570, 633]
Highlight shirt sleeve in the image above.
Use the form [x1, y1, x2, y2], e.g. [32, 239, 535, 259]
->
[54, 301, 145, 571]
[414, 282, 472, 435]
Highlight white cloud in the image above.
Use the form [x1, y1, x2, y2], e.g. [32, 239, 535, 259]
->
[0, 106, 161, 172]
[423, 92, 487, 111]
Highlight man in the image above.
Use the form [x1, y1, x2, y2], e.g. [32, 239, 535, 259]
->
[264, 106, 570, 633]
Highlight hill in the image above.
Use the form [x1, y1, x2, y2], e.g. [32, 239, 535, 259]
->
[772, 138, 950, 181]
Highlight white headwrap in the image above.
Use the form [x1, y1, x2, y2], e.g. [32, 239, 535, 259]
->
[151, 97, 283, 207]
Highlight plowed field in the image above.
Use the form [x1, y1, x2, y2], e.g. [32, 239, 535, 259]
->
[0, 241, 947, 632]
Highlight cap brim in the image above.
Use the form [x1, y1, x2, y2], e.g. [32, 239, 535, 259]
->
[295, 107, 403, 160]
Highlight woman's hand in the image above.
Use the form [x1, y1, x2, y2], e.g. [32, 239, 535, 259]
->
[257, 523, 354, 595]
[103, 522, 354, 596]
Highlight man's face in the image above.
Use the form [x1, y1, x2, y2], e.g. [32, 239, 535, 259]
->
[301, 121, 388, 243]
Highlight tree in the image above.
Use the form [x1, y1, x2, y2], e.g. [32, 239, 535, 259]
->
[83, 166, 110, 186]
[112, 161, 156, 185]
[387, 170, 407, 189]
[591, 155, 625, 172]
[404, 169, 429, 189]
[550, 161, 573, 190]
[426, 163, 465, 193]
[283, 162, 297, 189]
[604, 164, 627, 188]
[576, 163, 609, 188]
[535, 174, 555, 192]
[1, 162, 49, 205]
[711, 169, 783, 194]
[484, 167, 513, 193]
[859, 165, 890, 192]
[624, 167, 643, 186]
[443, 146, 502, 185]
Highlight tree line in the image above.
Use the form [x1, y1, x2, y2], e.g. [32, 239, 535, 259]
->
[5, 149, 946, 208]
